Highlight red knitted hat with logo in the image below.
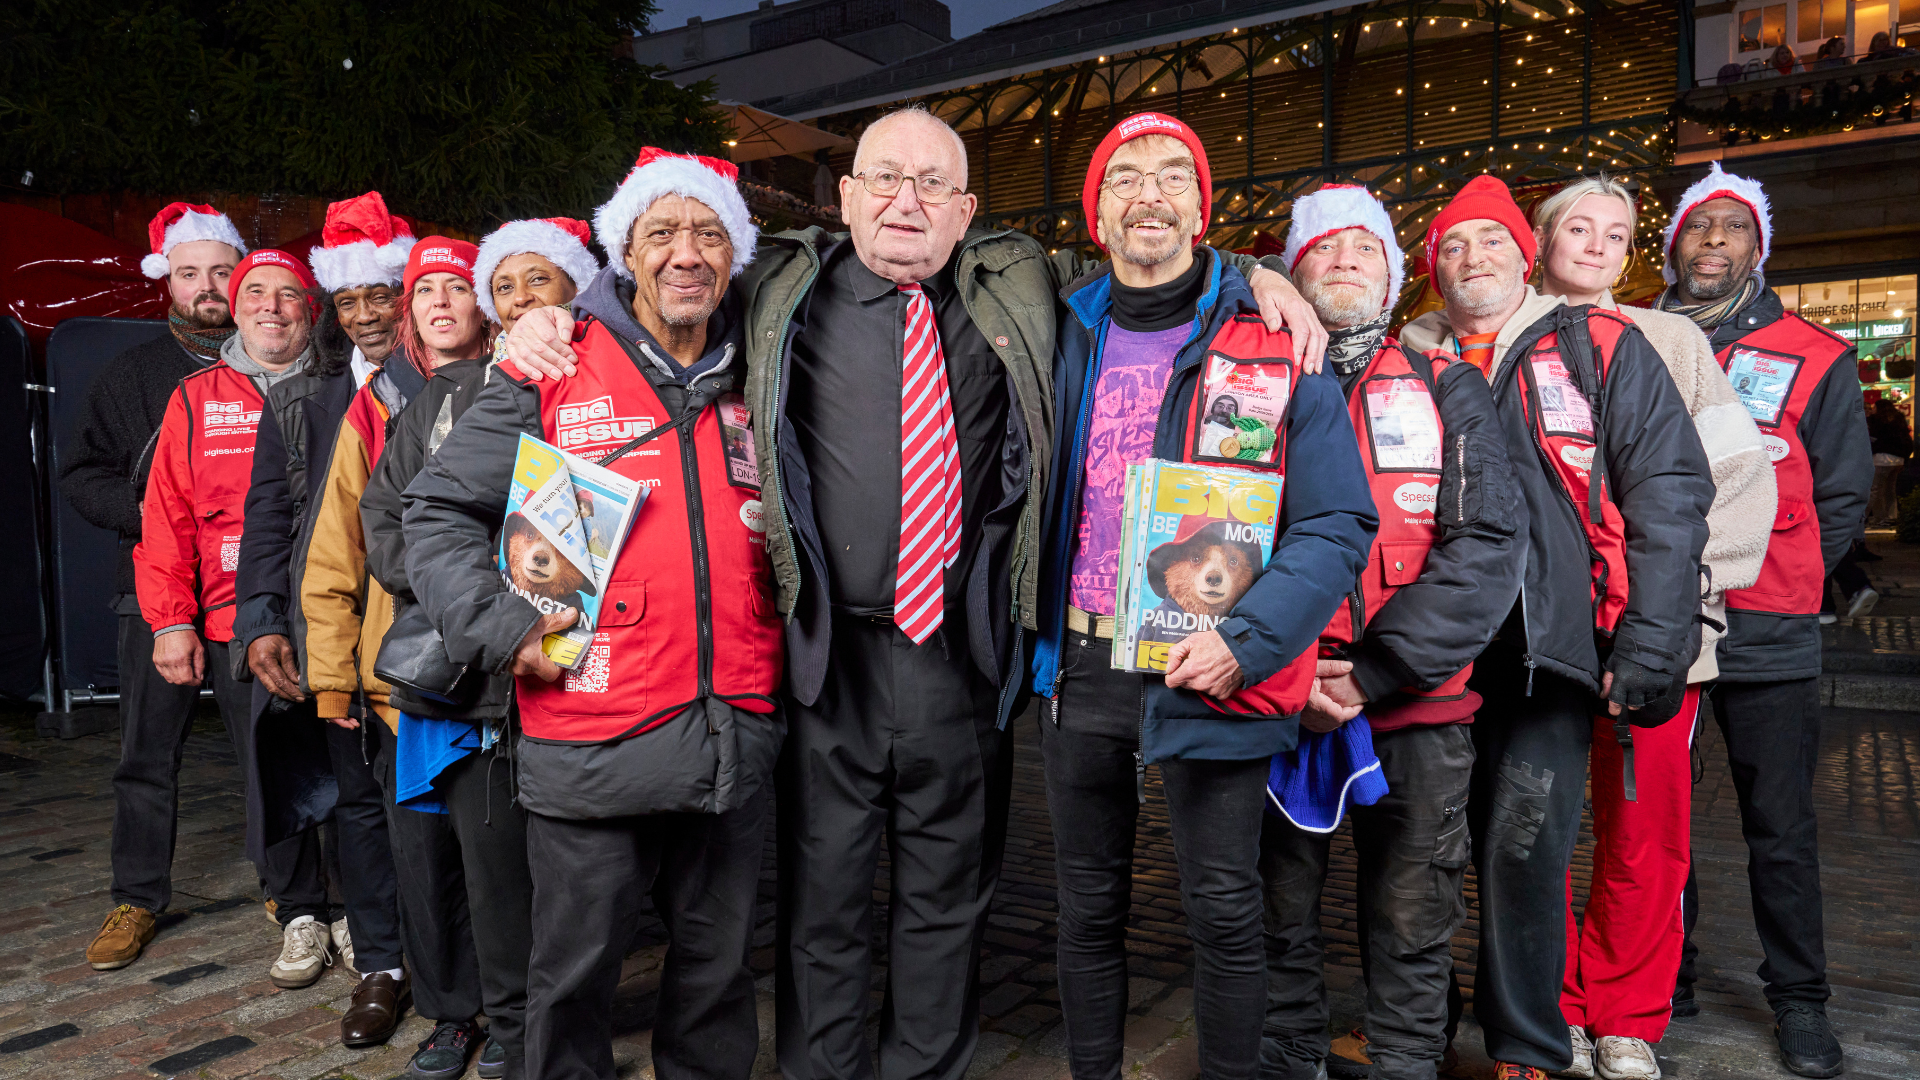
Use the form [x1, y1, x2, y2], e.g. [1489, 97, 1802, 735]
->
[1081, 112, 1212, 252]
[403, 237, 480, 295]
[1423, 175, 1538, 277]
[227, 249, 320, 319]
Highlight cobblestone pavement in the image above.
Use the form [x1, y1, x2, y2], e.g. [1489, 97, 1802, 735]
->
[0, 701, 1914, 1079]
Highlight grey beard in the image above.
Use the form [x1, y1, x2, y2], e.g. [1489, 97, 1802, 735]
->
[1301, 278, 1387, 330]
[1680, 266, 1742, 301]
[1444, 264, 1525, 318]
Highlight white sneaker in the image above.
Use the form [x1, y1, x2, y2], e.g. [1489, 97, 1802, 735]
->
[330, 918, 357, 978]
[1594, 1035, 1662, 1079]
[1553, 1025, 1596, 1078]
[1846, 588, 1880, 618]
[269, 915, 333, 988]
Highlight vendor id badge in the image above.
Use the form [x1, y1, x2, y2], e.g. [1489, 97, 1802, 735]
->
[717, 393, 759, 488]
[1531, 354, 1594, 438]
[1196, 354, 1289, 466]
[1725, 346, 1801, 428]
[1365, 376, 1442, 471]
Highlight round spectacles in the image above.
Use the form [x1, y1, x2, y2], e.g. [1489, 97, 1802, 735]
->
[1103, 166, 1195, 200]
[853, 169, 962, 205]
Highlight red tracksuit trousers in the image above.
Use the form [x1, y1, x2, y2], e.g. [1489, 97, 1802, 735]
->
[1560, 685, 1702, 1041]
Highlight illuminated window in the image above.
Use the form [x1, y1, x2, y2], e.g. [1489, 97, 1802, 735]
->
[1740, 4, 1789, 50]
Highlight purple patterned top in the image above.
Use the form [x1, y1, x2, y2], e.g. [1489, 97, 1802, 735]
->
[1069, 324, 1190, 615]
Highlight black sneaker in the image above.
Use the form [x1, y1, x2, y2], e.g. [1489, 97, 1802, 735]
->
[1671, 985, 1701, 1020]
[1774, 1002, 1844, 1077]
[408, 1020, 479, 1080]
[477, 1036, 508, 1079]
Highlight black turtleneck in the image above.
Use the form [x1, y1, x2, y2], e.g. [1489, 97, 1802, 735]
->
[1109, 249, 1210, 332]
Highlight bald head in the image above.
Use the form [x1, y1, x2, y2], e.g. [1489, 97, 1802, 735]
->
[853, 108, 969, 194]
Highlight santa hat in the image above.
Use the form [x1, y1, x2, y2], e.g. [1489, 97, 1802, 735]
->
[227, 249, 321, 320]
[309, 191, 416, 293]
[1081, 112, 1213, 252]
[403, 238, 480, 295]
[593, 148, 756, 280]
[141, 202, 248, 280]
[1661, 161, 1773, 284]
[1283, 184, 1406, 311]
[472, 218, 603, 321]
[1424, 175, 1538, 277]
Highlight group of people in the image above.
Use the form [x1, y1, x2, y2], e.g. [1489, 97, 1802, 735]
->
[59, 103, 1871, 1080]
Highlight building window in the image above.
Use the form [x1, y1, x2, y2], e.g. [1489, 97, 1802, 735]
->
[1781, 274, 1918, 404]
[1797, 0, 1848, 43]
[1740, 4, 1789, 51]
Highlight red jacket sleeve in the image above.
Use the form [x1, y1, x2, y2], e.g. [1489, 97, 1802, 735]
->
[133, 387, 203, 633]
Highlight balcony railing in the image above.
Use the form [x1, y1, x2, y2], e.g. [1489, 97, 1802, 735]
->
[1675, 52, 1920, 153]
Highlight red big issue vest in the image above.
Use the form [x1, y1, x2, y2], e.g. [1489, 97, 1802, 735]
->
[1717, 312, 1852, 615]
[1172, 314, 1317, 717]
[510, 319, 783, 743]
[1320, 340, 1474, 725]
[173, 364, 266, 641]
[1510, 310, 1637, 634]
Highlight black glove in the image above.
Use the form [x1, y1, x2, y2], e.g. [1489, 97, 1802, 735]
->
[1607, 656, 1686, 726]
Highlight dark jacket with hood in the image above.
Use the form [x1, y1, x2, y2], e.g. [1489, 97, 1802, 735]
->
[1709, 285, 1871, 681]
[1032, 251, 1380, 763]
[401, 269, 781, 819]
[361, 356, 511, 721]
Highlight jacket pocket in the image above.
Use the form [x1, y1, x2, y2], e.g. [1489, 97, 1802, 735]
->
[1378, 540, 1429, 588]
[1773, 496, 1813, 533]
[538, 581, 645, 718]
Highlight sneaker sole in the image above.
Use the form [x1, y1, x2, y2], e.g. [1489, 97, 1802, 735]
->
[1779, 1055, 1844, 1079]
[477, 1063, 506, 1080]
[87, 955, 139, 971]
[269, 968, 326, 989]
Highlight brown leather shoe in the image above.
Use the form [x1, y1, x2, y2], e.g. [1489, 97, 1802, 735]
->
[340, 972, 410, 1047]
[86, 905, 157, 970]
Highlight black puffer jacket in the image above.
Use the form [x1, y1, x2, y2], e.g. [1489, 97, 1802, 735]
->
[361, 356, 510, 720]
[1493, 305, 1716, 691]
[57, 334, 209, 601]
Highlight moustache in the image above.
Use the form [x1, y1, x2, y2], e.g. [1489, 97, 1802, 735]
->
[657, 268, 718, 289]
[1122, 207, 1180, 229]
[193, 291, 227, 306]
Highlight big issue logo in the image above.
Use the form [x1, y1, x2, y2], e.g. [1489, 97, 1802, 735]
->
[556, 395, 655, 451]
[201, 399, 261, 435]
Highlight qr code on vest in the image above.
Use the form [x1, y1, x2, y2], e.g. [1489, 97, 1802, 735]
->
[220, 535, 242, 572]
[565, 643, 612, 694]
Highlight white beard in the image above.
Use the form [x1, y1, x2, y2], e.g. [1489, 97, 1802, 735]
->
[1301, 276, 1388, 330]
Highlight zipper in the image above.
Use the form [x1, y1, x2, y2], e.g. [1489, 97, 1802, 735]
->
[678, 402, 716, 701]
[1493, 361, 1543, 699]
[1517, 350, 1605, 632]
[996, 625, 1027, 731]
[1134, 677, 1148, 806]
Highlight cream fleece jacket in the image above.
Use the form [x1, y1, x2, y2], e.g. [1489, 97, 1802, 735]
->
[1602, 299, 1777, 682]
[1402, 288, 1777, 682]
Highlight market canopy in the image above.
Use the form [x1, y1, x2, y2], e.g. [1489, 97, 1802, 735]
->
[720, 102, 852, 163]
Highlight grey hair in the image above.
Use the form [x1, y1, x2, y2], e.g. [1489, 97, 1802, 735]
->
[853, 104, 970, 192]
[1533, 174, 1638, 255]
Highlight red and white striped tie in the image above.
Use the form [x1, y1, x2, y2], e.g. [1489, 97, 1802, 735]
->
[894, 282, 962, 644]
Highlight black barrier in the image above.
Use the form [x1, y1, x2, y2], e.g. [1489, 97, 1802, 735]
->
[45, 317, 172, 703]
[0, 319, 45, 701]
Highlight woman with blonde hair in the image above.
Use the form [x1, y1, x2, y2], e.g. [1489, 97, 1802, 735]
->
[1528, 176, 1777, 1080]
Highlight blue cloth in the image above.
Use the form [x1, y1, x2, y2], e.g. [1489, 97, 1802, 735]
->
[1264, 715, 1389, 833]
[394, 712, 483, 814]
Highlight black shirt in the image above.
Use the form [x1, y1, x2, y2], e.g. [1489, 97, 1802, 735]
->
[786, 241, 1010, 612]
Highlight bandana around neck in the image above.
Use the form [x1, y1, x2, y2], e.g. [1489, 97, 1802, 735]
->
[168, 310, 235, 364]
[1326, 308, 1394, 378]
[1658, 273, 1764, 333]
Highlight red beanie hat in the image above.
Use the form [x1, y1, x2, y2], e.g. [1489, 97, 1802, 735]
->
[403, 237, 480, 295]
[1081, 112, 1212, 252]
[1423, 175, 1538, 277]
[227, 249, 321, 320]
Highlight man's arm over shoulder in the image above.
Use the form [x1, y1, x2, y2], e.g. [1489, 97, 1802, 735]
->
[1800, 348, 1872, 573]
[1602, 324, 1715, 675]
[1350, 358, 1524, 699]
[401, 373, 544, 675]
[232, 401, 295, 649]
[1223, 368, 1378, 684]
[132, 388, 201, 633]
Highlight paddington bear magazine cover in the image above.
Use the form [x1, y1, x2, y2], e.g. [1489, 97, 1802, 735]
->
[1112, 460, 1281, 674]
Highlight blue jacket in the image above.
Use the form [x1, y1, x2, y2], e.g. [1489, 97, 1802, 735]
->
[1031, 251, 1378, 763]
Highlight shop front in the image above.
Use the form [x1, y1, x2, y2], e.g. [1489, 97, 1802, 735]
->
[1778, 270, 1917, 428]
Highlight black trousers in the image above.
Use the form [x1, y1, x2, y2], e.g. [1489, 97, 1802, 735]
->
[1041, 633, 1271, 1080]
[1677, 677, 1830, 1011]
[775, 614, 1011, 1080]
[1260, 723, 1475, 1080]
[1463, 644, 1592, 1072]
[385, 745, 534, 1076]
[326, 717, 403, 971]
[110, 616, 325, 919]
[525, 788, 768, 1080]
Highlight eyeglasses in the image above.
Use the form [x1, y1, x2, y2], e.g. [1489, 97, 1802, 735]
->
[1102, 166, 1195, 200]
[853, 169, 962, 205]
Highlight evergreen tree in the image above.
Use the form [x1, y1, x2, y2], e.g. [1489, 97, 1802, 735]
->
[0, 0, 728, 229]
